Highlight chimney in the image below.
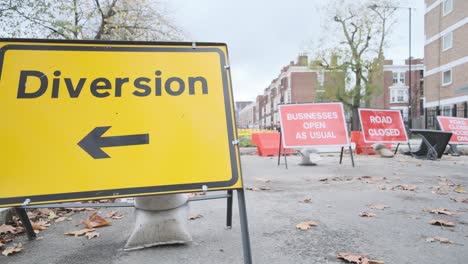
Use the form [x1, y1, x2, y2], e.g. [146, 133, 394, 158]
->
[297, 53, 308, 66]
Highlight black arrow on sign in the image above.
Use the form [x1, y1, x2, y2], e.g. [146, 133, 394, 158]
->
[78, 126, 149, 159]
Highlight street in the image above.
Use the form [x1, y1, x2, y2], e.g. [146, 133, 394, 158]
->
[2, 153, 468, 264]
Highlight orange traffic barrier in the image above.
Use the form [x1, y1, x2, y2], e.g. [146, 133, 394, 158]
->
[351, 131, 392, 155]
[251, 132, 293, 157]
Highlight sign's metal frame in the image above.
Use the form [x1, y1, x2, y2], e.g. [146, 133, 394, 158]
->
[0, 38, 252, 264]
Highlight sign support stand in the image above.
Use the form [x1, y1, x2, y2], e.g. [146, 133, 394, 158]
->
[339, 146, 355, 167]
[277, 130, 288, 169]
[16, 190, 252, 263]
[237, 189, 253, 264]
[15, 207, 36, 240]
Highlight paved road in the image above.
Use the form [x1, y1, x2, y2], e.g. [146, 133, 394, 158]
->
[2, 154, 468, 264]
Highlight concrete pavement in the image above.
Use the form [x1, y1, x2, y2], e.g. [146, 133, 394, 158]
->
[1, 153, 467, 263]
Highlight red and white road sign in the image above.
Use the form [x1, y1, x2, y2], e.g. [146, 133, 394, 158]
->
[358, 109, 408, 143]
[278, 103, 349, 148]
[437, 116, 468, 144]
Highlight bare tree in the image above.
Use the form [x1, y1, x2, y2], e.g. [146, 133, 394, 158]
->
[313, 0, 397, 130]
[0, 0, 184, 41]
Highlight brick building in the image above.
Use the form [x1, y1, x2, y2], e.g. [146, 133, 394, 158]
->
[369, 58, 425, 127]
[424, 0, 468, 129]
[236, 55, 346, 129]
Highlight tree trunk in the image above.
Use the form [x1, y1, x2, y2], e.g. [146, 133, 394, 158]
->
[351, 106, 360, 131]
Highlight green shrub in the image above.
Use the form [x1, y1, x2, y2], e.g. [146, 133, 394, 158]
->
[238, 135, 255, 147]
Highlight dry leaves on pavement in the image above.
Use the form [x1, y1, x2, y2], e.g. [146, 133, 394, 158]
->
[426, 236, 454, 244]
[32, 220, 50, 233]
[454, 185, 467, 194]
[426, 208, 454, 215]
[336, 253, 384, 264]
[295, 221, 318, 230]
[429, 219, 455, 227]
[0, 224, 18, 235]
[188, 214, 203, 220]
[368, 204, 389, 210]
[105, 211, 124, 220]
[1, 243, 23, 256]
[391, 185, 417, 191]
[359, 212, 377, 217]
[82, 213, 111, 229]
[256, 178, 271, 183]
[451, 197, 468, 203]
[299, 197, 312, 203]
[357, 176, 386, 183]
[246, 187, 270, 191]
[85, 231, 100, 240]
[64, 228, 95, 237]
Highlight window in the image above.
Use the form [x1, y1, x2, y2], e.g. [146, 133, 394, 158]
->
[393, 72, 405, 85]
[442, 105, 452, 116]
[390, 87, 408, 103]
[317, 71, 325, 86]
[442, 0, 453, 16]
[442, 69, 452, 86]
[442, 32, 453, 51]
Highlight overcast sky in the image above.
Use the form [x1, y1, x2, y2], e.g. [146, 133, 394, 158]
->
[167, 0, 425, 102]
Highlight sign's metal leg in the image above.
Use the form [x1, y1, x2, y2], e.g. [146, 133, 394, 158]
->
[283, 148, 288, 169]
[339, 147, 344, 164]
[394, 143, 400, 155]
[277, 131, 282, 166]
[226, 190, 233, 229]
[15, 207, 36, 240]
[349, 146, 355, 167]
[237, 189, 253, 264]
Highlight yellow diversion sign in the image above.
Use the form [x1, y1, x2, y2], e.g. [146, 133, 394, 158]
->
[0, 39, 242, 207]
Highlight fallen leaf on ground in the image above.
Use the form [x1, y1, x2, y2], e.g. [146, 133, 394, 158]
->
[0, 225, 16, 235]
[454, 185, 467, 194]
[336, 253, 384, 264]
[32, 220, 50, 231]
[451, 197, 468, 203]
[429, 219, 455, 227]
[358, 176, 385, 182]
[82, 213, 110, 229]
[48, 211, 58, 220]
[359, 212, 377, 217]
[246, 187, 270, 191]
[0, 241, 4, 247]
[416, 163, 422, 167]
[105, 211, 124, 219]
[391, 185, 417, 191]
[188, 214, 203, 220]
[368, 204, 389, 210]
[432, 185, 451, 195]
[319, 177, 328, 181]
[427, 208, 454, 215]
[296, 221, 318, 230]
[85, 231, 100, 240]
[64, 228, 95, 237]
[256, 178, 270, 183]
[377, 186, 387, 190]
[299, 197, 312, 203]
[1, 243, 23, 256]
[426, 236, 454, 244]
[54, 217, 68, 223]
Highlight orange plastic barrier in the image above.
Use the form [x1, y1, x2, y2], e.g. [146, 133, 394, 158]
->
[251, 132, 293, 156]
[351, 131, 392, 155]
